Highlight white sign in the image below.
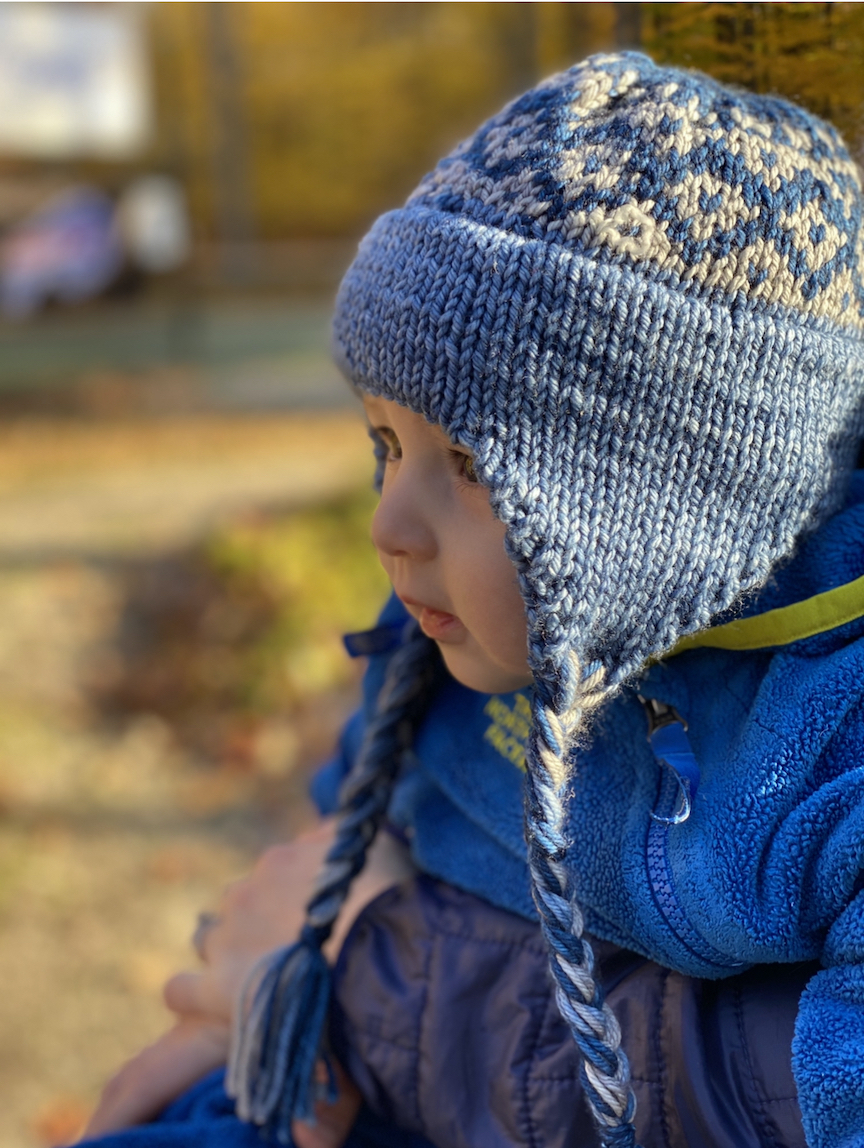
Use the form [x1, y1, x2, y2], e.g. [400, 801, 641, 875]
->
[0, 4, 151, 159]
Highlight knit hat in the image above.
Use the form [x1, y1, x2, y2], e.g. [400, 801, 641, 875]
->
[333, 51, 864, 705]
[230, 53, 864, 1148]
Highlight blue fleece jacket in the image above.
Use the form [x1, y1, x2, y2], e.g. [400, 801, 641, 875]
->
[317, 473, 864, 1148]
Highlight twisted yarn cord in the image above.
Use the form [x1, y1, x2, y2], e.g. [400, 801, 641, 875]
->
[526, 656, 640, 1148]
[306, 625, 442, 936]
[228, 624, 441, 1141]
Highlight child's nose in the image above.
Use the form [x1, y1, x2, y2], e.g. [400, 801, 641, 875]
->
[371, 476, 437, 562]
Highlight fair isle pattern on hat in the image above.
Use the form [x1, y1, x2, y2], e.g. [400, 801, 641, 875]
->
[411, 52, 864, 330]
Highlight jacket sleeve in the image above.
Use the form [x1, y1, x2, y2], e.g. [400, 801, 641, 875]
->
[639, 651, 864, 1147]
[794, 891, 864, 1148]
[792, 682, 864, 1148]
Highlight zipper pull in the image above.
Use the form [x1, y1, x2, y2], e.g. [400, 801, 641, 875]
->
[639, 696, 701, 825]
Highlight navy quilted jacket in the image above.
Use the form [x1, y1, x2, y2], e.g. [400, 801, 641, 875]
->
[331, 875, 811, 1148]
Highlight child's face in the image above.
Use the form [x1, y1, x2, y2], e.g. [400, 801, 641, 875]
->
[363, 395, 532, 695]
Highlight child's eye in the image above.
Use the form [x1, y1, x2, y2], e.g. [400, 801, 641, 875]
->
[453, 450, 478, 484]
[376, 427, 402, 462]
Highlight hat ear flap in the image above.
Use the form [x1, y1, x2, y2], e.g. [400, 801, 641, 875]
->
[228, 625, 442, 1140]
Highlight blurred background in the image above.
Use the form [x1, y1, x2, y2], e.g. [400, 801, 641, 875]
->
[0, 4, 861, 1145]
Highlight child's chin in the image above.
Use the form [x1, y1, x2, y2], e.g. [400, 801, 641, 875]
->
[438, 645, 533, 697]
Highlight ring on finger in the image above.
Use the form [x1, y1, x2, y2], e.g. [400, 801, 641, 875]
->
[192, 910, 221, 962]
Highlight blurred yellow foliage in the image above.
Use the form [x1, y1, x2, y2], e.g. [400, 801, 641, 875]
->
[150, 2, 544, 239]
[88, 484, 389, 768]
[205, 486, 388, 709]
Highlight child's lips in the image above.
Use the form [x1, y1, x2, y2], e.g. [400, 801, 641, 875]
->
[418, 605, 464, 642]
[400, 596, 464, 642]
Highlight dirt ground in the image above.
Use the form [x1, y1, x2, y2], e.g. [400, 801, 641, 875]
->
[0, 410, 376, 1148]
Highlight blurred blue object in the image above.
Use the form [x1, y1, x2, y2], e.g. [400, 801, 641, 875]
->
[1, 187, 124, 318]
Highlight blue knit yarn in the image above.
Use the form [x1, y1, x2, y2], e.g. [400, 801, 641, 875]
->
[227, 626, 441, 1142]
[331, 52, 864, 1148]
[526, 670, 637, 1146]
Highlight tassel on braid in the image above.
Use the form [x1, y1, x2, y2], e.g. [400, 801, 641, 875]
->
[526, 654, 640, 1148]
[227, 623, 441, 1142]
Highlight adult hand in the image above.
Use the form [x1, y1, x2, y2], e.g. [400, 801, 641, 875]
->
[164, 818, 414, 1024]
[79, 1018, 229, 1141]
[78, 1019, 362, 1148]
[80, 818, 411, 1144]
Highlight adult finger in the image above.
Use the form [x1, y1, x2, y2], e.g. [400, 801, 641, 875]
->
[79, 1021, 229, 1140]
[163, 970, 229, 1021]
[191, 911, 221, 963]
[291, 1059, 362, 1148]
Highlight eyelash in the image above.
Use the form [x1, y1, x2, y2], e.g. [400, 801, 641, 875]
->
[375, 428, 478, 484]
[451, 450, 478, 484]
[377, 427, 402, 462]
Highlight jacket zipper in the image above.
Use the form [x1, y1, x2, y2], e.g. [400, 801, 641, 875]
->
[642, 698, 747, 972]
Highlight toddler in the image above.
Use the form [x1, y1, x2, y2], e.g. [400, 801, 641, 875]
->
[82, 52, 864, 1148]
